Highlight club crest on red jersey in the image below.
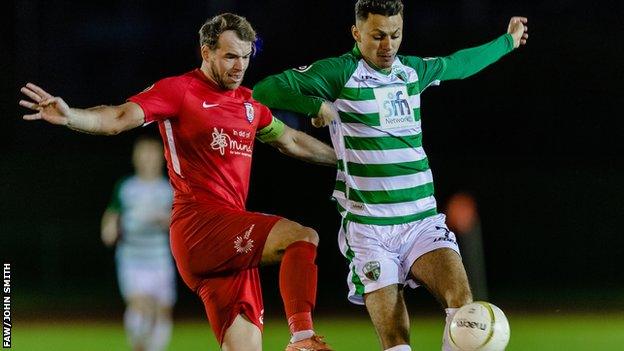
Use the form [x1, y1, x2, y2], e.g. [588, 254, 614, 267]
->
[244, 102, 254, 123]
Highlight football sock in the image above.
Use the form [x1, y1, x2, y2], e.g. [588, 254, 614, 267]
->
[279, 241, 318, 335]
[290, 329, 315, 343]
[385, 345, 412, 351]
[147, 315, 172, 351]
[443, 307, 459, 351]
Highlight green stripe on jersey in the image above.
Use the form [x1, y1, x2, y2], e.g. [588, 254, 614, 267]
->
[339, 109, 420, 125]
[334, 180, 434, 205]
[335, 180, 346, 193]
[346, 158, 429, 177]
[337, 159, 345, 171]
[345, 208, 438, 225]
[344, 133, 422, 150]
[339, 82, 421, 101]
[349, 183, 434, 204]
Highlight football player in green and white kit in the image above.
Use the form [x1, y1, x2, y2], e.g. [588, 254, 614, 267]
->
[253, 1, 528, 350]
[101, 136, 175, 351]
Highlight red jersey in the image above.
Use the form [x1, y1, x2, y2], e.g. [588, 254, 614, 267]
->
[128, 69, 272, 210]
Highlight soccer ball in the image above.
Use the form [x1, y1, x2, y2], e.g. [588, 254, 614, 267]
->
[448, 302, 510, 351]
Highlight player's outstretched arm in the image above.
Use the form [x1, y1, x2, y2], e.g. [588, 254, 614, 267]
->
[413, 16, 529, 85]
[268, 124, 336, 166]
[19, 82, 145, 135]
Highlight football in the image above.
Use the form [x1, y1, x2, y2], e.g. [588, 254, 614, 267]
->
[448, 302, 510, 351]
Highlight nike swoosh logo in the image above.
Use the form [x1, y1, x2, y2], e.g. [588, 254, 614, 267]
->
[202, 102, 219, 108]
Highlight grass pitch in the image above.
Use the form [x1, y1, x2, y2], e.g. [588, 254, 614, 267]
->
[12, 313, 624, 350]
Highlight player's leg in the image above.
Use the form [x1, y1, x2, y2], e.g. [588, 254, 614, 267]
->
[146, 305, 173, 351]
[400, 214, 471, 351]
[146, 261, 176, 351]
[193, 268, 265, 350]
[363, 285, 411, 350]
[124, 295, 158, 351]
[221, 314, 262, 351]
[261, 219, 331, 350]
[339, 220, 411, 350]
[410, 248, 472, 351]
[410, 248, 472, 308]
[117, 260, 160, 351]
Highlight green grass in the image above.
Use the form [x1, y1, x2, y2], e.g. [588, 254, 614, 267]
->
[10, 314, 624, 350]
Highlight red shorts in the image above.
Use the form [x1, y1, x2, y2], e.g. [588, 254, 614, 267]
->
[169, 201, 281, 344]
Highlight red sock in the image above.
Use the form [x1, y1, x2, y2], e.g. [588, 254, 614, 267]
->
[279, 241, 318, 334]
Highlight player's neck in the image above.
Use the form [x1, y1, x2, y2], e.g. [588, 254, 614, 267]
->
[198, 64, 226, 91]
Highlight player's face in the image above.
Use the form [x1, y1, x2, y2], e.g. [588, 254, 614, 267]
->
[352, 13, 403, 70]
[202, 30, 253, 90]
[133, 140, 164, 179]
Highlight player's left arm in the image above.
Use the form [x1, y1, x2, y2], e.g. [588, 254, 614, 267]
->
[442, 16, 528, 80]
[409, 17, 529, 88]
[256, 116, 336, 166]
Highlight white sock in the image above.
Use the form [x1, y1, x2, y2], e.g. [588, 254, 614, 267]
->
[290, 329, 315, 343]
[124, 308, 151, 348]
[442, 307, 459, 351]
[147, 317, 173, 351]
[385, 345, 411, 351]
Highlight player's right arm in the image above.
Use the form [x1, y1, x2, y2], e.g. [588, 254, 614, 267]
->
[253, 56, 356, 127]
[101, 179, 124, 247]
[19, 83, 144, 135]
[100, 208, 121, 247]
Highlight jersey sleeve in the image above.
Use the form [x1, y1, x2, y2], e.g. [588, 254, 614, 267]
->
[127, 76, 192, 123]
[253, 55, 356, 116]
[256, 104, 273, 130]
[106, 178, 125, 212]
[402, 33, 515, 91]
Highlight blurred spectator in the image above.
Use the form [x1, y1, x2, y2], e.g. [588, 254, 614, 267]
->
[446, 192, 488, 300]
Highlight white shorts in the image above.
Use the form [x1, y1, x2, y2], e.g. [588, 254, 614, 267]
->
[338, 213, 460, 305]
[116, 257, 177, 307]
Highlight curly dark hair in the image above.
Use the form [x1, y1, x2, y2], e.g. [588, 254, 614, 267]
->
[198, 13, 256, 50]
[355, 0, 404, 21]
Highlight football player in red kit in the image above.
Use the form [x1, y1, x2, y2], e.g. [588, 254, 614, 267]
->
[19, 13, 334, 351]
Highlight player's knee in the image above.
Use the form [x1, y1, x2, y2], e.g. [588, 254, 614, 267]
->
[293, 225, 319, 246]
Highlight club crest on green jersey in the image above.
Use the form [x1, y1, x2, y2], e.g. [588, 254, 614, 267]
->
[363, 261, 381, 281]
[391, 66, 408, 82]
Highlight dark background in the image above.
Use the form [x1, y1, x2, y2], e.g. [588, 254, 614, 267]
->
[2, 0, 623, 320]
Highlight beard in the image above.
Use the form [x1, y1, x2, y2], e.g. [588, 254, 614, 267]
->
[210, 62, 241, 90]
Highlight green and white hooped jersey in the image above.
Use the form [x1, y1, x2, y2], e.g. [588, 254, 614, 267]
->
[328, 49, 443, 225]
[108, 176, 173, 262]
[254, 35, 514, 226]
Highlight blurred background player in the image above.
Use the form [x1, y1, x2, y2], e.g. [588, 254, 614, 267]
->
[253, 0, 528, 350]
[101, 136, 175, 351]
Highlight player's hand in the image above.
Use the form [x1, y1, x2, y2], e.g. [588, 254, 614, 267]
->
[507, 17, 528, 48]
[312, 101, 339, 128]
[19, 83, 72, 126]
[101, 227, 119, 248]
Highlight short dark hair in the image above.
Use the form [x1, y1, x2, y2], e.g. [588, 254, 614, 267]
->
[199, 13, 256, 50]
[355, 0, 404, 21]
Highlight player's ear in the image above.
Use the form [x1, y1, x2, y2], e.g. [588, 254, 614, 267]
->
[351, 25, 361, 42]
[200, 45, 212, 61]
